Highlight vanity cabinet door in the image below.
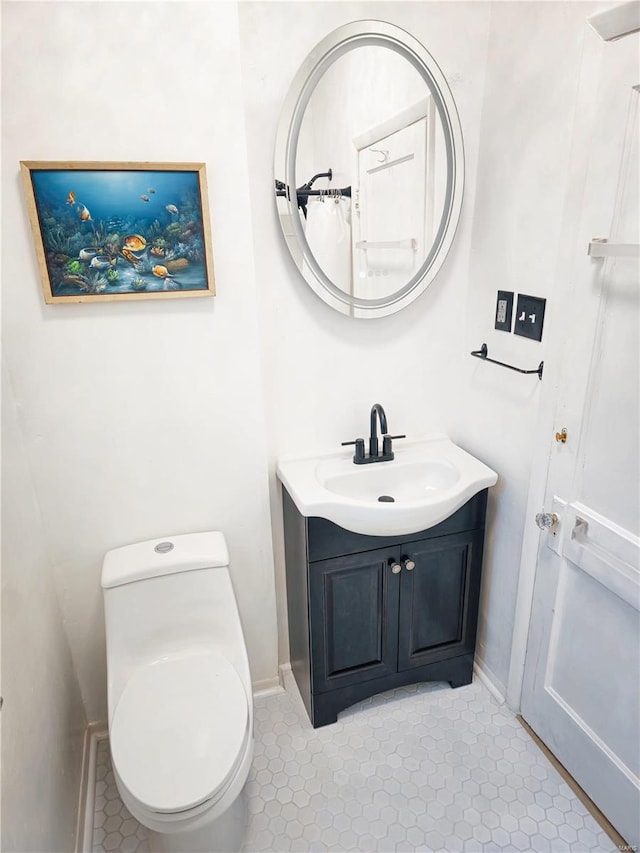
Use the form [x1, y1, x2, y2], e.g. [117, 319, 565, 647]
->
[309, 547, 401, 694]
[397, 530, 483, 672]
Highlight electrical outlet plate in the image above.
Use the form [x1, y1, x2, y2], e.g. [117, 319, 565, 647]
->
[495, 290, 514, 332]
[514, 294, 546, 341]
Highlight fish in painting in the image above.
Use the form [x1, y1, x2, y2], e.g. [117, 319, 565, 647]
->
[140, 194, 150, 202]
[147, 188, 156, 194]
[79, 247, 99, 260]
[123, 234, 147, 252]
[90, 256, 113, 270]
[152, 264, 174, 279]
[77, 204, 92, 221]
[66, 190, 76, 205]
[165, 204, 179, 215]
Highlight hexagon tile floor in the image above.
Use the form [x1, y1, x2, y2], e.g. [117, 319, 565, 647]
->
[92, 674, 617, 852]
[93, 737, 149, 853]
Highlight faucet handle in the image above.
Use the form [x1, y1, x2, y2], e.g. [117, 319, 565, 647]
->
[382, 434, 406, 456]
[342, 438, 366, 463]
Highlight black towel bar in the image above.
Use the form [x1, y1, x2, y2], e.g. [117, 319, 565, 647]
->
[471, 343, 544, 380]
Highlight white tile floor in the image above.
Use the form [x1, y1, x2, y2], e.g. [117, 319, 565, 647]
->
[92, 738, 149, 853]
[92, 674, 616, 853]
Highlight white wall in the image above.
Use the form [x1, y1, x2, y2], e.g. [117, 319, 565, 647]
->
[238, 0, 492, 667]
[1, 358, 87, 852]
[1, 1, 278, 725]
[1, 2, 608, 786]
[456, 0, 598, 693]
[239, 0, 601, 695]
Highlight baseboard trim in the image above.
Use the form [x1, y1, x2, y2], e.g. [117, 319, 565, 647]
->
[75, 725, 92, 853]
[252, 665, 289, 699]
[473, 658, 506, 705]
[279, 662, 292, 681]
[252, 674, 284, 698]
[77, 722, 108, 853]
[279, 663, 306, 704]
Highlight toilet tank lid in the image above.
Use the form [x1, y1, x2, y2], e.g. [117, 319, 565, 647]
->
[101, 531, 229, 589]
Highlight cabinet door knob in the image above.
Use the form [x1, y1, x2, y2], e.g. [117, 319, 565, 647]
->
[402, 557, 415, 571]
[389, 560, 402, 574]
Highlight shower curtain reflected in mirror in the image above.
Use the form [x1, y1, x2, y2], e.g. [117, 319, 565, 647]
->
[304, 196, 352, 296]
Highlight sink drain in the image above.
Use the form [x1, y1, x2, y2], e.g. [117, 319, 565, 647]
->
[378, 495, 395, 502]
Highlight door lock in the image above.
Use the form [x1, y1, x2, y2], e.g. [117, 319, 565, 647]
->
[555, 428, 568, 443]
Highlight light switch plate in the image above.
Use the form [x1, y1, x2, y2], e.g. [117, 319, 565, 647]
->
[514, 294, 546, 341]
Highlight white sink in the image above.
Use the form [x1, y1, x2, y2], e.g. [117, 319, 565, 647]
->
[277, 434, 498, 536]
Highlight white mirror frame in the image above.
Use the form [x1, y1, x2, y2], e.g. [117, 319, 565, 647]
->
[274, 20, 465, 319]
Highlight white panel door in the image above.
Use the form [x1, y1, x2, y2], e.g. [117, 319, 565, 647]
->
[521, 33, 640, 847]
[354, 120, 427, 299]
[351, 100, 436, 301]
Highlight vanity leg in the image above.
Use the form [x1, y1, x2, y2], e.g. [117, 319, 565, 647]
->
[447, 654, 475, 689]
[311, 695, 340, 728]
[449, 675, 473, 689]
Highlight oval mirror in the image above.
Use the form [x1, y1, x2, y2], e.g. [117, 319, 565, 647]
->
[274, 21, 464, 318]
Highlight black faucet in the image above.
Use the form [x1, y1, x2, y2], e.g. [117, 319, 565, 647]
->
[369, 403, 387, 458]
[342, 404, 406, 465]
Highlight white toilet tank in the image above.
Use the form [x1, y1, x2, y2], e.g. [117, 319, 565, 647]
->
[101, 531, 252, 725]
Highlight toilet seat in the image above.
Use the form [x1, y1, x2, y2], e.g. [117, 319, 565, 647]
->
[110, 651, 249, 814]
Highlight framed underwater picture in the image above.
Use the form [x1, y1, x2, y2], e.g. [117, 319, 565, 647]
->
[20, 161, 216, 303]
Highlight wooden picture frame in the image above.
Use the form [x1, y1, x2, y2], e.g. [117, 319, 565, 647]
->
[20, 161, 216, 303]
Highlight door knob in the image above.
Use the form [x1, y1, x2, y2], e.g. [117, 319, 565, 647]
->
[402, 557, 415, 571]
[535, 512, 559, 533]
[389, 559, 402, 574]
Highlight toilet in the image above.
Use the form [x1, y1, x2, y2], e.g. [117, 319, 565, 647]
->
[101, 531, 254, 853]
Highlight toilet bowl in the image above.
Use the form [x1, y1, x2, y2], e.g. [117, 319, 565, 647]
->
[101, 532, 254, 853]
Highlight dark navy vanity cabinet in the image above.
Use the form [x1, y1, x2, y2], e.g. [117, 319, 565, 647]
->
[282, 487, 488, 727]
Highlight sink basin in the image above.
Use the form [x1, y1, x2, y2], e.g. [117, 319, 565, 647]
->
[322, 458, 460, 502]
[277, 434, 498, 536]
